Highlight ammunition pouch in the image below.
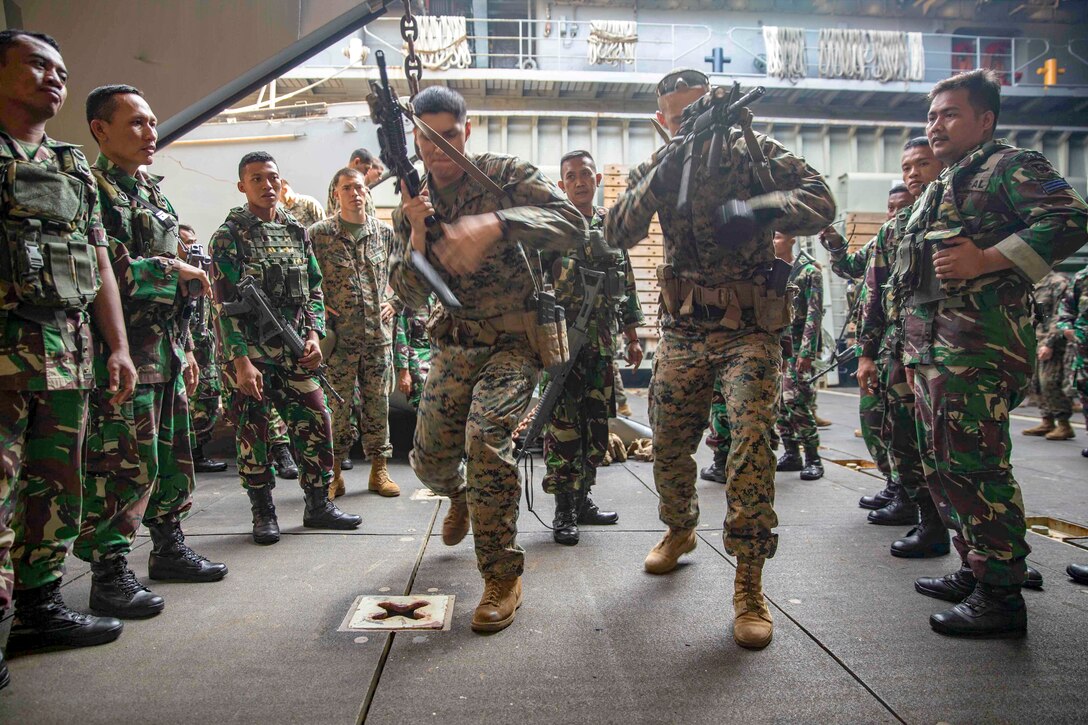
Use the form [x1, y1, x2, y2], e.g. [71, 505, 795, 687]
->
[228, 214, 309, 308]
[657, 263, 792, 332]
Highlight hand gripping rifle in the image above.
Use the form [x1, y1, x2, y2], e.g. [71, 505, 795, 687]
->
[181, 242, 212, 344]
[367, 49, 462, 311]
[222, 276, 344, 404]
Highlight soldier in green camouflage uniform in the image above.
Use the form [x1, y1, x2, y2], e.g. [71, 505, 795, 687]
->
[326, 147, 380, 219]
[76, 86, 227, 620]
[1023, 270, 1075, 440]
[899, 71, 1087, 636]
[1057, 266, 1088, 458]
[310, 166, 400, 500]
[0, 30, 137, 664]
[393, 296, 435, 409]
[607, 69, 835, 649]
[774, 234, 825, 480]
[390, 86, 584, 633]
[543, 150, 644, 545]
[211, 151, 360, 546]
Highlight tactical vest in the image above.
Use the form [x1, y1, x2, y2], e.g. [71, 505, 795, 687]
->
[552, 226, 629, 322]
[92, 170, 180, 259]
[225, 208, 309, 308]
[0, 141, 100, 313]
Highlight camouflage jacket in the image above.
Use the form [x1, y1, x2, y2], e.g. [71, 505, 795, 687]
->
[1032, 270, 1069, 350]
[92, 154, 189, 384]
[788, 250, 823, 361]
[390, 152, 585, 324]
[605, 126, 835, 332]
[0, 130, 106, 391]
[1057, 266, 1088, 373]
[309, 214, 397, 347]
[858, 205, 914, 360]
[210, 205, 327, 366]
[829, 239, 872, 281]
[900, 139, 1088, 371]
[393, 295, 434, 370]
[284, 193, 325, 229]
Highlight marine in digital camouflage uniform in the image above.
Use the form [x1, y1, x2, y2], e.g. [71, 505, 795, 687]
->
[393, 295, 435, 409]
[310, 166, 400, 499]
[0, 29, 136, 659]
[211, 151, 360, 546]
[1056, 265, 1088, 457]
[899, 71, 1088, 636]
[606, 69, 835, 649]
[390, 86, 584, 632]
[542, 150, 643, 545]
[1023, 270, 1075, 439]
[77, 87, 226, 620]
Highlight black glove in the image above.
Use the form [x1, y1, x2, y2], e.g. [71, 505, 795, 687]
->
[650, 149, 684, 196]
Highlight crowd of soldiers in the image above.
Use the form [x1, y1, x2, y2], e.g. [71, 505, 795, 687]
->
[2, 26, 1088, 692]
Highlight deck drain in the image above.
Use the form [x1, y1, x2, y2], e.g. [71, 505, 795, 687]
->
[339, 595, 454, 631]
[1026, 516, 1088, 551]
[829, 458, 878, 470]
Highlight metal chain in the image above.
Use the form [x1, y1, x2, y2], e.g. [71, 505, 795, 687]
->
[400, 0, 422, 98]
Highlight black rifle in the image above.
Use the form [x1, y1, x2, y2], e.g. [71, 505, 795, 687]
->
[222, 276, 344, 404]
[367, 49, 462, 310]
[807, 346, 857, 384]
[182, 242, 211, 345]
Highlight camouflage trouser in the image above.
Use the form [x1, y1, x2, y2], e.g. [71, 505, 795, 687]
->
[776, 355, 819, 448]
[404, 353, 428, 409]
[410, 336, 538, 580]
[859, 355, 892, 477]
[912, 363, 1030, 587]
[1030, 340, 1073, 421]
[1075, 365, 1088, 427]
[706, 378, 780, 452]
[77, 375, 195, 562]
[0, 389, 87, 604]
[651, 328, 780, 563]
[612, 357, 627, 410]
[228, 362, 333, 491]
[543, 347, 613, 495]
[881, 356, 926, 499]
[189, 388, 221, 448]
[327, 331, 392, 460]
[222, 364, 290, 457]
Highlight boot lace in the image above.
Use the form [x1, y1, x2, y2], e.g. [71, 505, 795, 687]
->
[480, 580, 504, 607]
[105, 558, 150, 597]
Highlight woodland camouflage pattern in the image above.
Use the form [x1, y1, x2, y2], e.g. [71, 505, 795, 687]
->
[777, 250, 823, 448]
[390, 152, 584, 579]
[608, 124, 834, 562]
[393, 298, 434, 408]
[1057, 266, 1088, 421]
[1029, 270, 1073, 421]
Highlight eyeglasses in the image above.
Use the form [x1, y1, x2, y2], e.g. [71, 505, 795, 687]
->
[656, 69, 710, 97]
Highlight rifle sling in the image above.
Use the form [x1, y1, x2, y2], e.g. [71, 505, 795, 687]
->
[741, 122, 774, 193]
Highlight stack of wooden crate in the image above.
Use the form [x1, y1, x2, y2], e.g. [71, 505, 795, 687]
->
[843, 211, 887, 250]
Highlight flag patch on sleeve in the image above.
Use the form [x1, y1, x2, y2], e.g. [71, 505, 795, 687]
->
[1040, 178, 1072, 194]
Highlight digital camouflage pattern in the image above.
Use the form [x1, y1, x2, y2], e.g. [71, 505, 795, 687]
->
[1057, 265, 1088, 421]
[284, 193, 325, 229]
[389, 152, 585, 579]
[608, 127, 834, 561]
[393, 297, 434, 408]
[776, 251, 823, 448]
[1029, 270, 1072, 421]
[901, 140, 1088, 586]
[310, 215, 396, 461]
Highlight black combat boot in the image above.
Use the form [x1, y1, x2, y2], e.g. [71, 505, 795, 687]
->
[1023, 566, 1044, 590]
[1082, 446, 1088, 458]
[341, 458, 354, 471]
[929, 582, 1026, 637]
[699, 448, 728, 483]
[552, 492, 579, 546]
[9, 580, 123, 651]
[867, 482, 918, 526]
[0, 610, 8, 689]
[303, 485, 362, 530]
[88, 556, 165, 619]
[776, 440, 803, 472]
[576, 469, 618, 525]
[192, 444, 227, 473]
[146, 515, 228, 582]
[247, 486, 280, 545]
[890, 493, 950, 558]
[1067, 563, 1088, 585]
[859, 478, 894, 510]
[272, 443, 298, 480]
[0, 648, 8, 691]
[799, 444, 824, 481]
[915, 563, 976, 602]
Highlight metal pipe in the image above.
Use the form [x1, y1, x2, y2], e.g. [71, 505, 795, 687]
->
[158, 0, 390, 147]
[169, 133, 304, 147]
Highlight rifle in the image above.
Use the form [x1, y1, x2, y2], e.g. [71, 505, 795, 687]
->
[367, 49, 462, 311]
[807, 346, 857, 385]
[181, 242, 212, 344]
[222, 276, 344, 404]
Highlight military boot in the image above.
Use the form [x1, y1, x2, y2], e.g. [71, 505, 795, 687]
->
[1082, 446, 1088, 458]
[929, 583, 1026, 637]
[303, 485, 362, 530]
[192, 444, 227, 473]
[341, 457, 354, 471]
[1022, 417, 1054, 436]
[271, 443, 298, 480]
[0, 647, 8, 691]
[915, 563, 976, 602]
[1024, 566, 1044, 590]
[890, 492, 950, 558]
[644, 528, 697, 574]
[799, 444, 824, 481]
[1067, 563, 1088, 585]
[776, 440, 803, 472]
[617, 402, 634, 417]
[576, 468, 618, 525]
[815, 415, 832, 428]
[0, 611, 10, 690]
[867, 483, 918, 526]
[367, 457, 401, 497]
[442, 490, 470, 545]
[732, 561, 773, 649]
[1045, 418, 1075, 440]
[247, 486, 280, 545]
[859, 478, 895, 510]
[146, 515, 228, 582]
[552, 492, 579, 546]
[700, 448, 728, 484]
[328, 459, 346, 500]
[471, 576, 522, 633]
[9, 580, 123, 651]
[89, 556, 165, 619]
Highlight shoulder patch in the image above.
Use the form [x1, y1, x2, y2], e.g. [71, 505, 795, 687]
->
[1040, 178, 1072, 195]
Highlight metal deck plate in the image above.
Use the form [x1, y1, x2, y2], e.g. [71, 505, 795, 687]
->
[338, 595, 454, 632]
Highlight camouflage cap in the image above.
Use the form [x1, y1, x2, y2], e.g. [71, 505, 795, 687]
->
[656, 68, 710, 97]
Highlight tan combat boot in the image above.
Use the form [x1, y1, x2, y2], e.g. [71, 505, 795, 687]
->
[644, 527, 697, 574]
[617, 402, 634, 417]
[328, 460, 346, 500]
[1023, 417, 1055, 436]
[733, 561, 773, 650]
[815, 415, 832, 428]
[1046, 419, 1075, 440]
[471, 576, 522, 632]
[367, 457, 400, 497]
[442, 491, 470, 545]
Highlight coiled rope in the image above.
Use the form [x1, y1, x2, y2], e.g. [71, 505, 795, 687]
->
[588, 20, 638, 66]
[407, 15, 472, 71]
[818, 28, 925, 82]
[763, 26, 808, 81]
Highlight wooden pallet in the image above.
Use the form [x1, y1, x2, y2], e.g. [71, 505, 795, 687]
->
[844, 212, 886, 251]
